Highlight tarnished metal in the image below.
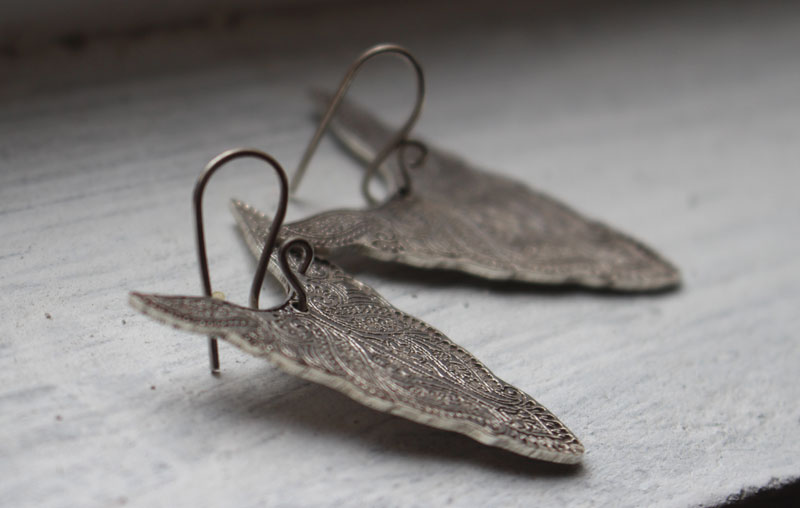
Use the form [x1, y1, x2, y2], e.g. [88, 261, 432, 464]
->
[290, 44, 424, 205]
[128, 144, 584, 462]
[130, 221, 584, 463]
[238, 94, 680, 290]
[193, 148, 290, 373]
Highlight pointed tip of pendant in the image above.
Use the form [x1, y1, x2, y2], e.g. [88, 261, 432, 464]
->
[558, 220, 682, 292]
[607, 240, 682, 292]
[229, 199, 270, 257]
[640, 260, 682, 292]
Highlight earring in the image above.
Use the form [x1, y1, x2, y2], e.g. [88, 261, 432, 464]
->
[129, 147, 584, 464]
[236, 43, 679, 291]
[192, 148, 290, 373]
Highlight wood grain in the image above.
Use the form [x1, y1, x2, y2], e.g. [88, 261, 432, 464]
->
[1, 1, 799, 506]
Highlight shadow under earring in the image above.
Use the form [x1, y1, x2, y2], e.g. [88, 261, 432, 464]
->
[234, 43, 680, 291]
[130, 147, 584, 464]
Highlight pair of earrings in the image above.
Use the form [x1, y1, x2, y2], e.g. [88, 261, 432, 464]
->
[130, 44, 679, 465]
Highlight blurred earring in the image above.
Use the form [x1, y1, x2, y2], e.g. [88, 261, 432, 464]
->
[235, 43, 679, 291]
[130, 147, 584, 463]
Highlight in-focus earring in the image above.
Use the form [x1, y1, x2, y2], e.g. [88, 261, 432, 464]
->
[236, 43, 680, 291]
[130, 147, 584, 464]
[192, 148, 291, 373]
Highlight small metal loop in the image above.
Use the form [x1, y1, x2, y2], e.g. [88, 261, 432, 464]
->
[193, 148, 289, 372]
[397, 139, 428, 171]
[290, 43, 425, 205]
[278, 238, 314, 312]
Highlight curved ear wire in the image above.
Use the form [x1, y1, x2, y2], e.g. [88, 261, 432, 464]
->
[290, 43, 426, 205]
[193, 148, 289, 372]
[396, 139, 428, 173]
[278, 238, 314, 312]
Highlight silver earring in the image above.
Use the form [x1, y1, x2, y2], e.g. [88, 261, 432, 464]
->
[130, 147, 584, 464]
[238, 43, 679, 291]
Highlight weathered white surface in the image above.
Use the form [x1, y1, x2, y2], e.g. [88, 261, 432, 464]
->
[1, 1, 799, 506]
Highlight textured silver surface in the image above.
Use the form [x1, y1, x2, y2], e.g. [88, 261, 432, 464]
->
[129, 265, 584, 463]
[5, 1, 800, 506]
[280, 94, 680, 291]
[130, 232, 583, 464]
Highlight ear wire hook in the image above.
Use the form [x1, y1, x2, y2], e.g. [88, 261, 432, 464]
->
[397, 139, 428, 172]
[290, 43, 426, 205]
[193, 148, 290, 373]
[278, 238, 314, 312]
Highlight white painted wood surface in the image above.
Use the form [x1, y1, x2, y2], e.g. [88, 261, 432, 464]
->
[1, 1, 799, 506]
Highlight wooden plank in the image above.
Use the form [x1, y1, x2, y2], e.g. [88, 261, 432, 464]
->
[1, 1, 799, 506]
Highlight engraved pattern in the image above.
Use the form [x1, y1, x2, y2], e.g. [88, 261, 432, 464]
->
[129, 244, 584, 464]
[273, 93, 681, 291]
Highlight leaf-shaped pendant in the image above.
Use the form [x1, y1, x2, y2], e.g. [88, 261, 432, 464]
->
[277, 93, 680, 291]
[131, 240, 584, 464]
